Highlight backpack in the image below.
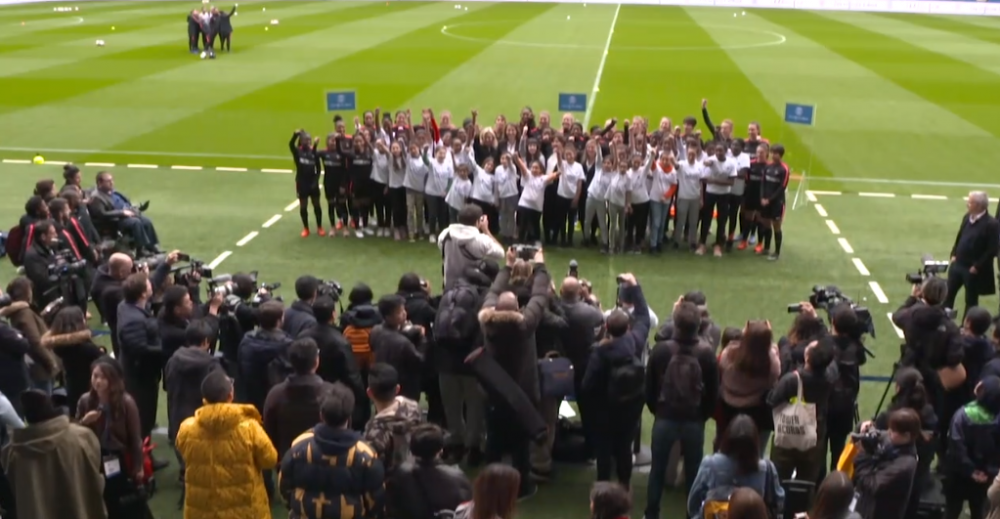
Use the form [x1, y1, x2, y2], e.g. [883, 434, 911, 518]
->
[829, 343, 860, 416]
[344, 325, 373, 369]
[608, 354, 645, 404]
[434, 283, 480, 345]
[5, 225, 24, 267]
[661, 341, 704, 416]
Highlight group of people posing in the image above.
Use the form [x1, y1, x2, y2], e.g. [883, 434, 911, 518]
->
[289, 99, 791, 260]
[186, 5, 236, 57]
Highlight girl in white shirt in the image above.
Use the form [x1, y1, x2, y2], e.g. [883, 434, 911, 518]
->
[584, 154, 614, 253]
[516, 157, 559, 243]
[625, 151, 655, 254]
[671, 144, 708, 249]
[403, 143, 429, 242]
[554, 147, 585, 246]
[375, 140, 408, 241]
[470, 156, 499, 235]
[494, 153, 521, 244]
[445, 164, 472, 224]
[700, 141, 738, 256]
[606, 160, 632, 254]
[425, 146, 454, 243]
[542, 139, 564, 245]
[727, 139, 752, 249]
[648, 152, 678, 254]
[370, 138, 391, 237]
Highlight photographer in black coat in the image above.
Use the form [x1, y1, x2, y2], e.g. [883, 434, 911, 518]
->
[824, 303, 868, 477]
[91, 252, 134, 358]
[853, 409, 921, 519]
[558, 275, 605, 456]
[389, 423, 472, 519]
[299, 295, 364, 409]
[284, 275, 319, 339]
[22, 220, 60, 308]
[158, 283, 222, 363]
[117, 253, 175, 458]
[371, 294, 427, 401]
[239, 301, 293, 414]
[398, 273, 442, 425]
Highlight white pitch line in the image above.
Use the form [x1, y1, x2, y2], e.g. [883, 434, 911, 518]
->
[84, 162, 115, 167]
[217, 167, 248, 172]
[127, 164, 157, 169]
[207, 251, 232, 270]
[805, 191, 817, 202]
[583, 3, 620, 129]
[236, 231, 259, 247]
[825, 220, 840, 235]
[809, 190, 842, 196]
[262, 214, 282, 228]
[859, 192, 895, 198]
[2, 159, 30, 164]
[837, 238, 854, 253]
[887, 312, 904, 339]
[262, 168, 293, 174]
[0, 146, 288, 161]
[911, 194, 947, 200]
[869, 281, 889, 304]
[814, 204, 828, 217]
[171, 165, 203, 171]
[852, 258, 870, 276]
[284, 200, 300, 212]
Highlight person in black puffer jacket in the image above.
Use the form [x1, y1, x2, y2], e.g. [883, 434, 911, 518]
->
[339, 284, 383, 429]
[854, 409, 922, 519]
[390, 423, 472, 519]
[398, 273, 443, 425]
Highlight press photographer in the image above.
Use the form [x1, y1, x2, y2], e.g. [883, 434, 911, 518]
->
[852, 409, 921, 519]
[371, 294, 427, 401]
[210, 272, 274, 383]
[284, 275, 324, 338]
[23, 220, 88, 309]
[557, 270, 605, 460]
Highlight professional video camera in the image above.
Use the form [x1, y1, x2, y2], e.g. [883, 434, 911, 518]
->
[171, 253, 214, 284]
[512, 243, 539, 261]
[317, 279, 343, 300]
[788, 285, 877, 338]
[905, 254, 949, 285]
[207, 271, 282, 312]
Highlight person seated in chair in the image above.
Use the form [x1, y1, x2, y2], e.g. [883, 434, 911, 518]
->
[88, 171, 160, 255]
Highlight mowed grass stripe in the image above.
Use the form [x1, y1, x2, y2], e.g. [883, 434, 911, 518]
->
[117, 3, 536, 157]
[1, 3, 488, 161]
[0, 2, 177, 24]
[876, 13, 1000, 47]
[756, 10, 1000, 140]
[685, 8, 994, 186]
[402, 4, 614, 122]
[0, 2, 389, 117]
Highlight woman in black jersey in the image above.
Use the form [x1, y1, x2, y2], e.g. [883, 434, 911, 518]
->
[738, 142, 768, 252]
[347, 136, 374, 238]
[321, 122, 351, 237]
[290, 130, 322, 237]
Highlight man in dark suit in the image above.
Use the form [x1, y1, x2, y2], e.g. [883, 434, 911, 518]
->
[88, 171, 161, 255]
[946, 191, 1000, 317]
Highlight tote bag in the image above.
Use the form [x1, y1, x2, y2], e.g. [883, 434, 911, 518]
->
[772, 371, 817, 451]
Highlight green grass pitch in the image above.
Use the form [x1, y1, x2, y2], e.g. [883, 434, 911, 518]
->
[2, 1, 1000, 517]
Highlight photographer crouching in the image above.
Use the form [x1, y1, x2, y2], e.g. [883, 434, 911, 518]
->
[852, 409, 921, 519]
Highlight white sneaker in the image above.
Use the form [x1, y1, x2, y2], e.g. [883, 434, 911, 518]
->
[355, 230, 364, 238]
[363, 228, 374, 236]
[429, 235, 436, 244]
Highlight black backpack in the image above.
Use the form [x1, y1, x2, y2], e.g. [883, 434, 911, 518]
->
[434, 283, 480, 345]
[661, 341, 704, 415]
[608, 354, 645, 404]
[829, 340, 860, 415]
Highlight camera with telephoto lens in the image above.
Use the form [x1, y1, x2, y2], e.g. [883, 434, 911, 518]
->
[48, 251, 87, 280]
[134, 253, 168, 273]
[317, 279, 343, 301]
[568, 260, 579, 278]
[252, 281, 281, 307]
[207, 274, 235, 298]
[0, 293, 12, 310]
[850, 430, 883, 455]
[788, 285, 876, 338]
[39, 296, 67, 325]
[512, 244, 539, 261]
[905, 254, 949, 285]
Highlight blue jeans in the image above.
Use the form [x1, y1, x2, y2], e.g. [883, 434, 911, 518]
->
[649, 201, 670, 247]
[645, 418, 705, 519]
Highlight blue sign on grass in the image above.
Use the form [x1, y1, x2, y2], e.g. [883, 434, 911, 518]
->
[558, 93, 587, 112]
[325, 90, 357, 112]
[784, 102, 816, 126]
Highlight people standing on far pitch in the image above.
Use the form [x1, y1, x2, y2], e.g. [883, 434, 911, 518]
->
[217, 5, 236, 52]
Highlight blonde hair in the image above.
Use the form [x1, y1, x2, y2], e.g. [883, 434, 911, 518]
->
[510, 259, 532, 286]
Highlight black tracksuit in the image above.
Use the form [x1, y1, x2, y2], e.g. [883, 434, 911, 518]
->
[320, 143, 349, 228]
[291, 133, 323, 230]
[218, 6, 235, 51]
[186, 14, 201, 52]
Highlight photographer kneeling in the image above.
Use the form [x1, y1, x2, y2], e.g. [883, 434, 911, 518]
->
[853, 409, 921, 519]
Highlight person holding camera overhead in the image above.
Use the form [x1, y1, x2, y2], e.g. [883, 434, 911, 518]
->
[853, 409, 921, 519]
[944, 191, 999, 318]
[438, 204, 505, 291]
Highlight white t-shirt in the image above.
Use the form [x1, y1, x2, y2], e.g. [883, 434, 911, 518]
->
[445, 177, 472, 210]
[518, 174, 548, 212]
[403, 156, 429, 192]
[425, 158, 454, 197]
[676, 160, 706, 200]
[648, 165, 678, 203]
[587, 167, 612, 201]
[371, 149, 390, 185]
[704, 157, 737, 195]
[556, 161, 585, 200]
[732, 152, 751, 196]
[387, 159, 406, 189]
[470, 166, 497, 205]
[628, 167, 651, 205]
[494, 164, 520, 199]
[545, 153, 559, 174]
[606, 172, 630, 207]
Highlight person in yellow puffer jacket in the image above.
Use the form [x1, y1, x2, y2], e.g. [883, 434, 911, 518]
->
[177, 370, 278, 519]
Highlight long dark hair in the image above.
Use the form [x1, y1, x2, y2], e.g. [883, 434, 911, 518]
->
[731, 321, 773, 379]
[49, 306, 87, 335]
[890, 367, 929, 413]
[472, 464, 520, 519]
[720, 414, 761, 475]
[590, 482, 631, 519]
[809, 471, 855, 519]
[87, 359, 126, 418]
[787, 313, 825, 345]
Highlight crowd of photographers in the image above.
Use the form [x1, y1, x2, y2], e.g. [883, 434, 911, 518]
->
[0, 183, 998, 519]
